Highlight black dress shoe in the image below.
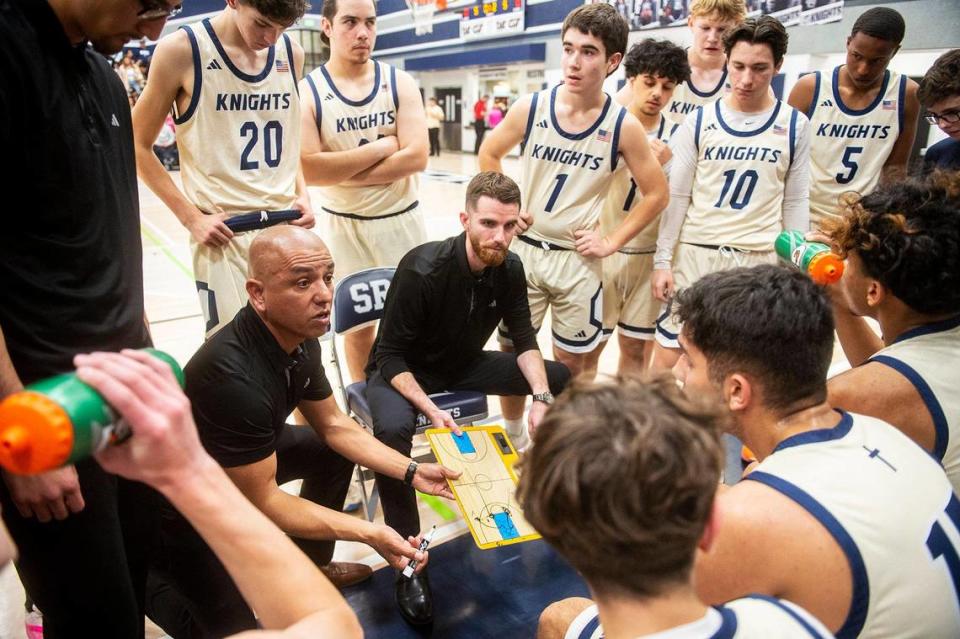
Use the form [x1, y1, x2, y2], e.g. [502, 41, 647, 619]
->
[396, 570, 433, 625]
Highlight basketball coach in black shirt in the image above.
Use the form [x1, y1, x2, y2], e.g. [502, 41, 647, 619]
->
[366, 171, 571, 624]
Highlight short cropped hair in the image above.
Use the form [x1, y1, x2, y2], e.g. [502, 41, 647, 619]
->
[850, 7, 905, 46]
[723, 15, 788, 67]
[675, 265, 835, 412]
[517, 376, 724, 599]
[244, 0, 309, 25]
[465, 171, 522, 211]
[562, 3, 629, 62]
[919, 49, 960, 108]
[623, 38, 691, 85]
[824, 172, 960, 316]
[689, 0, 746, 24]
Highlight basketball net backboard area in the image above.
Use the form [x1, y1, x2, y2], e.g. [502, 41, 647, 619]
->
[407, 0, 447, 35]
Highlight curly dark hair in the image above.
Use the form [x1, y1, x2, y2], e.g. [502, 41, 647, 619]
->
[723, 15, 788, 67]
[245, 0, 310, 25]
[823, 172, 960, 316]
[623, 38, 691, 85]
[675, 264, 835, 412]
[517, 375, 723, 599]
[919, 49, 960, 108]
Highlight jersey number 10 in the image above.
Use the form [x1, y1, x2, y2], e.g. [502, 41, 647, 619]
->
[714, 169, 758, 210]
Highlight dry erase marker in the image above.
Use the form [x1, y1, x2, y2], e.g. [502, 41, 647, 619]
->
[403, 525, 437, 578]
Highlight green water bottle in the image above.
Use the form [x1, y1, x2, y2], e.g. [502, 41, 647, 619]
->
[0, 349, 183, 475]
[774, 230, 844, 285]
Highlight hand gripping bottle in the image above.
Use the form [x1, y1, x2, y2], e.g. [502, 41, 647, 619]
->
[774, 230, 845, 285]
[0, 349, 183, 475]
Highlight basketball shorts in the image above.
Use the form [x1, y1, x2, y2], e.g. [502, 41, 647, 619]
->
[499, 239, 603, 354]
[602, 250, 657, 342]
[320, 203, 427, 279]
[655, 243, 776, 349]
[564, 604, 602, 639]
[193, 231, 259, 339]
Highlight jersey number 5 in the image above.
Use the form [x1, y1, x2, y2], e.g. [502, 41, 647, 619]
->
[836, 146, 863, 185]
[926, 493, 960, 610]
[240, 121, 283, 170]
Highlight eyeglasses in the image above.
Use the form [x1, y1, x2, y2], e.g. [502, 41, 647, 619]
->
[137, 0, 183, 21]
[924, 110, 960, 125]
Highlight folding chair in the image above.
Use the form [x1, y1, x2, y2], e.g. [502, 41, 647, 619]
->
[329, 267, 489, 520]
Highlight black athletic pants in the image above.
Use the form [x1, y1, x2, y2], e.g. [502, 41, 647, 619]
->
[146, 423, 355, 638]
[428, 127, 441, 156]
[0, 458, 162, 639]
[473, 120, 486, 154]
[366, 351, 570, 538]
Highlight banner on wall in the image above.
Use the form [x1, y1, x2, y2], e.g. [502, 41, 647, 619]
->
[585, 0, 843, 31]
[460, 0, 526, 41]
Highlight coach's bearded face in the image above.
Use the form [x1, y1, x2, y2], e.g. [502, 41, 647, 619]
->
[469, 230, 508, 267]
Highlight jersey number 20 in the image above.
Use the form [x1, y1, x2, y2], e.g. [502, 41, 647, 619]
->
[240, 121, 283, 170]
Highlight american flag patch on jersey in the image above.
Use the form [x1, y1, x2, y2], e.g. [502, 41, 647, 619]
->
[773, 124, 787, 135]
[882, 99, 897, 110]
[596, 129, 611, 142]
[275, 59, 289, 72]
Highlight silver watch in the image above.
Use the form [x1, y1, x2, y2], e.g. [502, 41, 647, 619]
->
[532, 392, 555, 405]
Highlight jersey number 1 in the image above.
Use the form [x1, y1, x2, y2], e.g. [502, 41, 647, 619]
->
[240, 121, 283, 170]
[545, 174, 568, 213]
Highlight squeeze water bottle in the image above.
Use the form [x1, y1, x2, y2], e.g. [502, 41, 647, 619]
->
[0, 349, 183, 475]
[774, 230, 845, 285]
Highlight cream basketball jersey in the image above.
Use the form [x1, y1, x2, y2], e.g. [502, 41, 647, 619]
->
[749, 412, 960, 638]
[870, 316, 960, 494]
[680, 100, 802, 251]
[175, 19, 300, 216]
[601, 115, 679, 253]
[520, 85, 627, 249]
[663, 67, 730, 126]
[808, 67, 906, 222]
[304, 61, 418, 217]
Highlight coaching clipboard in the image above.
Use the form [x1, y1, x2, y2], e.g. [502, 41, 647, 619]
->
[425, 426, 541, 550]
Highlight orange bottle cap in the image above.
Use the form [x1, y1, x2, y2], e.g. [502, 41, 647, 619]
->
[0, 392, 74, 475]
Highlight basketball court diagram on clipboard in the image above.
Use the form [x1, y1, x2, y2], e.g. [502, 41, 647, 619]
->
[426, 426, 541, 549]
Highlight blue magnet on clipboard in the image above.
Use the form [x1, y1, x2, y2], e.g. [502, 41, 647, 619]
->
[493, 512, 519, 540]
[453, 431, 476, 454]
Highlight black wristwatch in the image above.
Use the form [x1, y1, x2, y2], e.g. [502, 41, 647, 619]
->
[532, 392, 555, 405]
[403, 460, 419, 487]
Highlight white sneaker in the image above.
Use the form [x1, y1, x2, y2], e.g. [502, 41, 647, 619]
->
[506, 425, 530, 452]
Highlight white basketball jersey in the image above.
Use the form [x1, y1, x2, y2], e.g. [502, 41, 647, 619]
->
[680, 100, 801, 251]
[174, 19, 300, 216]
[601, 115, 679, 253]
[663, 67, 730, 126]
[808, 66, 905, 223]
[304, 61, 418, 218]
[568, 596, 832, 639]
[520, 85, 628, 249]
[749, 412, 960, 638]
[870, 316, 960, 494]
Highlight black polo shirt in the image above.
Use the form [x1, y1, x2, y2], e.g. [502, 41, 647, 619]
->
[185, 305, 333, 468]
[0, 0, 149, 384]
[368, 232, 539, 383]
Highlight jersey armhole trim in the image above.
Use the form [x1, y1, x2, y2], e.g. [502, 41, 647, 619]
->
[173, 25, 202, 125]
[305, 73, 322, 131]
[789, 108, 799, 167]
[869, 354, 948, 460]
[390, 65, 400, 110]
[694, 106, 704, 152]
[611, 107, 627, 171]
[283, 33, 298, 94]
[746, 470, 869, 639]
[807, 71, 821, 120]
[521, 92, 539, 154]
[742, 595, 830, 638]
[897, 74, 906, 132]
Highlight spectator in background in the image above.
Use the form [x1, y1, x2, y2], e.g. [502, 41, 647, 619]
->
[919, 49, 960, 171]
[487, 99, 504, 129]
[473, 94, 489, 154]
[426, 97, 444, 157]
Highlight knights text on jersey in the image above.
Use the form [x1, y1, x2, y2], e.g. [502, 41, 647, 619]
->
[600, 114, 679, 252]
[174, 19, 301, 216]
[519, 85, 627, 249]
[680, 100, 802, 251]
[663, 68, 730, 126]
[807, 66, 905, 222]
[748, 412, 960, 638]
[304, 60, 418, 218]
